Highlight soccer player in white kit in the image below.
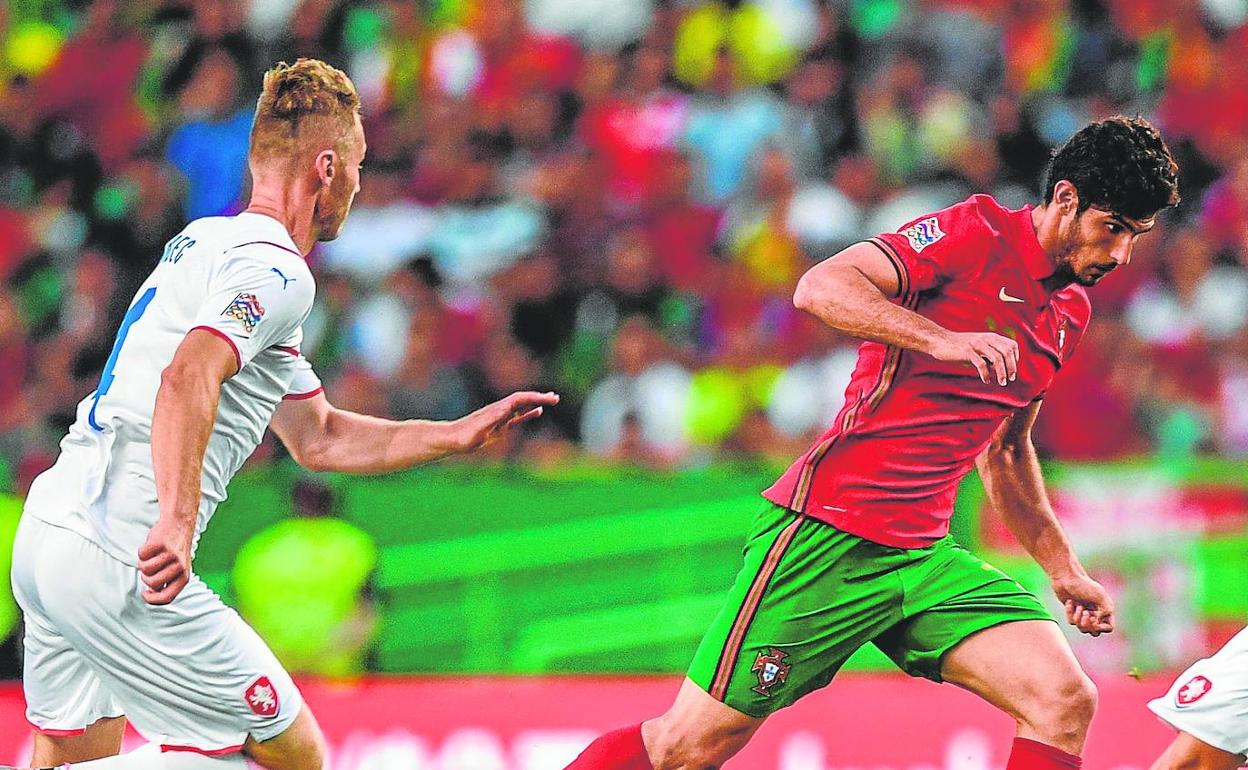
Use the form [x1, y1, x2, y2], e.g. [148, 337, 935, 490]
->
[9, 59, 558, 770]
[1148, 627, 1248, 770]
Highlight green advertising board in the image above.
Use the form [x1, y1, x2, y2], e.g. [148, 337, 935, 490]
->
[197, 458, 1247, 675]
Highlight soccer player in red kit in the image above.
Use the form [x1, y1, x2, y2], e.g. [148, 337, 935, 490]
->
[566, 116, 1180, 770]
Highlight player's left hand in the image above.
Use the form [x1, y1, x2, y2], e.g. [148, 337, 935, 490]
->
[1052, 573, 1115, 636]
[452, 391, 560, 452]
[138, 516, 196, 605]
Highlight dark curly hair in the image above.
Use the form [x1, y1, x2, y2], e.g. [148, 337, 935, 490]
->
[1042, 116, 1180, 221]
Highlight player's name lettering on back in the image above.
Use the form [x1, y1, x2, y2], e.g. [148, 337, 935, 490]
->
[159, 234, 196, 264]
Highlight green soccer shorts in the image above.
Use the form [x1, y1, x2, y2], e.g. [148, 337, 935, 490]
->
[688, 502, 1054, 717]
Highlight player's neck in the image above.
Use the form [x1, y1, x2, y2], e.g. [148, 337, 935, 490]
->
[244, 186, 316, 257]
[1030, 203, 1073, 291]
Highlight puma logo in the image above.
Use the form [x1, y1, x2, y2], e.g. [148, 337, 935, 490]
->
[271, 267, 296, 290]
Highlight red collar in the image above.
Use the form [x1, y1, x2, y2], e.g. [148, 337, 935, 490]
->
[1015, 205, 1057, 281]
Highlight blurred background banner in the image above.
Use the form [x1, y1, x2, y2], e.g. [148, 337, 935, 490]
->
[0, 0, 1247, 758]
[0, 675, 1186, 769]
[178, 461, 1246, 682]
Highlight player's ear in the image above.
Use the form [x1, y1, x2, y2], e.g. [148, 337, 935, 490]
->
[1054, 180, 1079, 214]
[315, 149, 336, 188]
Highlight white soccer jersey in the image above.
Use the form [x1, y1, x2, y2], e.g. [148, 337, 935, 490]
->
[25, 212, 321, 566]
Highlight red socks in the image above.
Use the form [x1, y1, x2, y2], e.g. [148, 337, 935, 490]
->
[1006, 738, 1082, 770]
[565, 723, 654, 770]
[564, 728, 1077, 770]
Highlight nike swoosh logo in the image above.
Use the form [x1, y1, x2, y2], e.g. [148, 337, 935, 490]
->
[999, 287, 1025, 303]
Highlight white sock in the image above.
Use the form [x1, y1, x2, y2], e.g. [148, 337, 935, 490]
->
[64, 743, 248, 769]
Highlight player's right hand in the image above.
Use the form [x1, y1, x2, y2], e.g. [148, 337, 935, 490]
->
[138, 517, 195, 605]
[1054, 573, 1115, 637]
[928, 330, 1019, 386]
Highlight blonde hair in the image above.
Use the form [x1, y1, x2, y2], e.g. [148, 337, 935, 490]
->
[250, 59, 361, 164]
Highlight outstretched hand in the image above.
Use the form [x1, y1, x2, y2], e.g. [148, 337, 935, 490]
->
[1053, 573, 1115, 637]
[454, 391, 560, 452]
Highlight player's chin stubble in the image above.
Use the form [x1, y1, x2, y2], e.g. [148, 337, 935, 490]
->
[313, 196, 349, 242]
[1071, 257, 1117, 287]
[1048, 236, 1084, 287]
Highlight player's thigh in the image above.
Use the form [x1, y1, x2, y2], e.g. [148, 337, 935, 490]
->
[686, 504, 909, 720]
[110, 583, 303, 756]
[938, 620, 1095, 728]
[1151, 732, 1245, 770]
[871, 541, 1057, 685]
[12, 516, 126, 754]
[37, 554, 304, 756]
[17, 607, 126, 742]
[31, 716, 127, 767]
[872, 540, 1085, 720]
[244, 704, 327, 770]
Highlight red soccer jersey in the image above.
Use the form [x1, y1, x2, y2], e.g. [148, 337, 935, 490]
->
[763, 194, 1091, 548]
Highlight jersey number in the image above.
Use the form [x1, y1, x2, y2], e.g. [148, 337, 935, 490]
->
[88, 287, 157, 431]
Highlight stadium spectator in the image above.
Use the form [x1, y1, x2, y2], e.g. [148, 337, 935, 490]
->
[581, 316, 691, 463]
[639, 151, 720, 292]
[1199, 155, 1248, 255]
[233, 478, 378, 678]
[719, 146, 806, 289]
[425, 132, 546, 294]
[389, 305, 475, 423]
[30, 0, 148, 172]
[681, 46, 784, 203]
[164, 49, 253, 219]
[1124, 230, 1248, 345]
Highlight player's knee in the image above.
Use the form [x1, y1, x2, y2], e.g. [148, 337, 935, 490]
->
[1022, 670, 1098, 743]
[245, 712, 328, 770]
[1151, 752, 1204, 770]
[645, 714, 744, 770]
[248, 738, 326, 770]
[649, 740, 725, 770]
[295, 736, 327, 770]
[31, 716, 128, 766]
[1061, 671, 1098, 726]
[1149, 735, 1244, 770]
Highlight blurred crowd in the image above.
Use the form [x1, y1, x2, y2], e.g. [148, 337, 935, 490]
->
[1, 0, 1248, 493]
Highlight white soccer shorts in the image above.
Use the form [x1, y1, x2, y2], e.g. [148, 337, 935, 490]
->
[1149, 626, 1248, 757]
[10, 514, 303, 753]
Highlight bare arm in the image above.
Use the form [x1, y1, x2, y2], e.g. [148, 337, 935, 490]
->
[793, 242, 1018, 386]
[975, 399, 1114, 635]
[141, 329, 237, 604]
[271, 390, 560, 475]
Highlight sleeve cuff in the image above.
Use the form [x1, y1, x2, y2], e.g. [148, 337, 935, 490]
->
[189, 326, 242, 374]
[282, 386, 324, 401]
[866, 237, 911, 298]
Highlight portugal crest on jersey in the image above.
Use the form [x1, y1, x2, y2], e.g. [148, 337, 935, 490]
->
[223, 292, 266, 334]
[751, 647, 791, 697]
[900, 216, 946, 252]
